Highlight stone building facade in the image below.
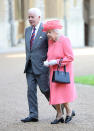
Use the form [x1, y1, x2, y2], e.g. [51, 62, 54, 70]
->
[0, 0, 94, 50]
[0, 0, 9, 49]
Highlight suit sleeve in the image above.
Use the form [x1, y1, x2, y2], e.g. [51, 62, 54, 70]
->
[57, 37, 74, 66]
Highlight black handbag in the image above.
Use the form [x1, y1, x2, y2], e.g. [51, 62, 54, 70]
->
[52, 59, 70, 84]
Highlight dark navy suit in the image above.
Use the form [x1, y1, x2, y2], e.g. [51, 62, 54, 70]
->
[24, 23, 50, 119]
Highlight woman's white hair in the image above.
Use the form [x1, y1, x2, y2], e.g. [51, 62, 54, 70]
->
[28, 8, 41, 17]
[53, 29, 62, 37]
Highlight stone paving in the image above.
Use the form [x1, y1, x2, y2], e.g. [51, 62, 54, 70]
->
[0, 48, 94, 131]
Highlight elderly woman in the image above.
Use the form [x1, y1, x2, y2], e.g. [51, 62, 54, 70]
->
[43, 20, 77, 124]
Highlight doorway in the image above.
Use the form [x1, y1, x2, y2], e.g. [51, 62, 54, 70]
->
[83, 0, 90, 46]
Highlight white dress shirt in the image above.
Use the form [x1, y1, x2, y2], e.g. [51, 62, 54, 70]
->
[31, 22, 40, 39]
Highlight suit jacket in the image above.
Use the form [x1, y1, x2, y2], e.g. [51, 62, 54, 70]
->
[24, 23, 49, 74]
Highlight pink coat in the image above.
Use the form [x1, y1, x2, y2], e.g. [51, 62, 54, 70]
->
[47, 35, 77, 105]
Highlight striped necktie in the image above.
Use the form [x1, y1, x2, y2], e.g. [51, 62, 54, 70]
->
[30, 27, 36, 49]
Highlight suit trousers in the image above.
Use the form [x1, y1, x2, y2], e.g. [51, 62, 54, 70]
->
[26, 72, 50, 119]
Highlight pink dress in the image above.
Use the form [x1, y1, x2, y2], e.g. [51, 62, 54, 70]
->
[47, 35, 77, 105]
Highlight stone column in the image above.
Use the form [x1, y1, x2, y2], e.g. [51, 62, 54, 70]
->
[0, 0, 10, 49]
[25, 0, 45, 27]
[29, 0, 36, 8]
[68, 0, 84, 47]
[8, 0, 16, 46]
[34, 0, 45, 21]
[44, 0, 63, 19]
[88, 0, 94, 46]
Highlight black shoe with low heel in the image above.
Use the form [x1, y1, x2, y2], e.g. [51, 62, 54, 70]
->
[72, 110, 75, 116]
[51, 117, 64, 124]
[65, 110, 75, 123]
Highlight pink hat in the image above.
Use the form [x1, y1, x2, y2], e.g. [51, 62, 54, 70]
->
[43, 20, 63, 32]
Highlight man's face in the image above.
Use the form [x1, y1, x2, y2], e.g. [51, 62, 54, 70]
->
[28, 12, 40, 26]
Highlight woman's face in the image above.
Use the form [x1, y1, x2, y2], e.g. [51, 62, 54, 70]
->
[46, 30, 57, 41]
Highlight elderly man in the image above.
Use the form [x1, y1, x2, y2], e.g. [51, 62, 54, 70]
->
[21, 8, 50, 122]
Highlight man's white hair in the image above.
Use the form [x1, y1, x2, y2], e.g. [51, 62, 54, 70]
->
[28, 8, 41, 17]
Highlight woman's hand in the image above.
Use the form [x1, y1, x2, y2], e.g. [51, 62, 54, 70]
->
[48, 60, 57, 65]
[44, 60, 57, 66]
[44, 60, 49, 67]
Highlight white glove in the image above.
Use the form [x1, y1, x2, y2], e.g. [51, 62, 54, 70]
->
[48, 60, 57, 65]
[44, 60, 57, 67]
[44, 60, 49, 67]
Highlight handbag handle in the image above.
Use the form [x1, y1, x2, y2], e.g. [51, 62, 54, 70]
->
[57, 58, 66, 72]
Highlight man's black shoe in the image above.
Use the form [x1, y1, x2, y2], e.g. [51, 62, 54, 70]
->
[21, 116, 38, 123]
